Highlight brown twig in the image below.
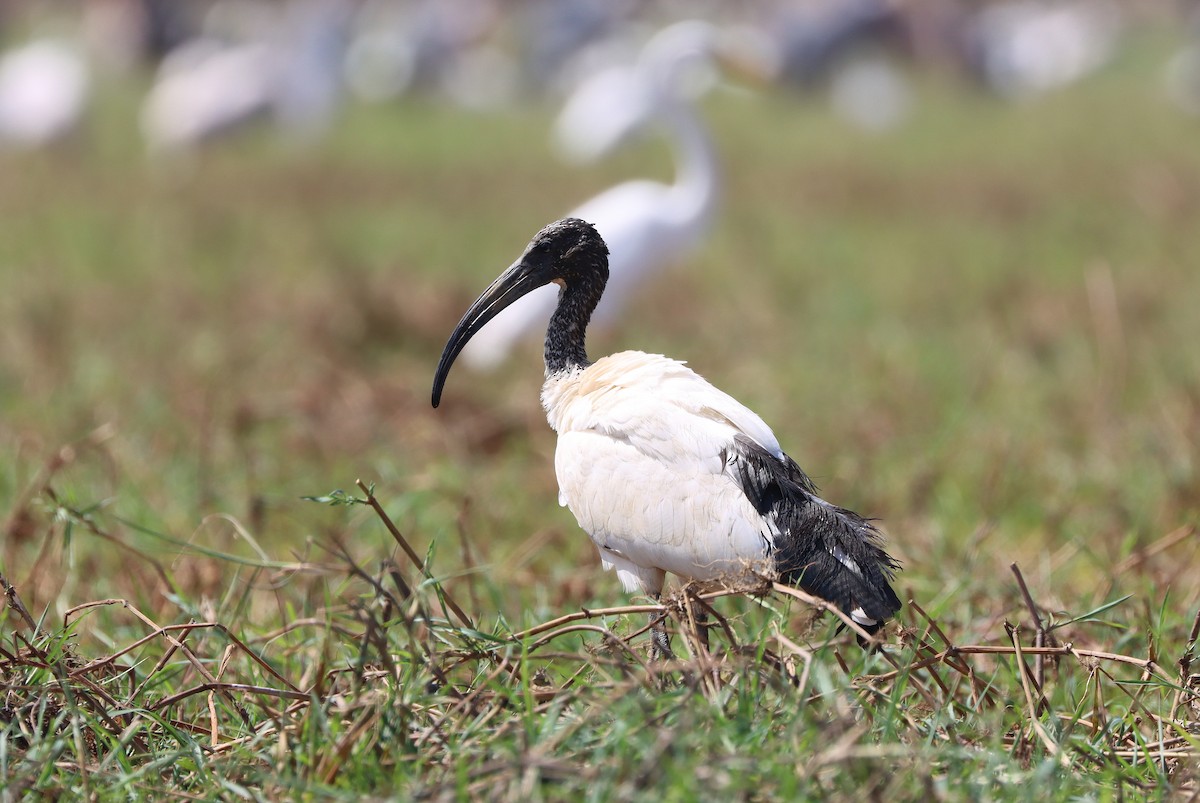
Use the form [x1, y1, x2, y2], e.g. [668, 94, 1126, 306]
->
[455, 496, 484, 621]
[1171, 605, 1200, 721]
[771, 582, 881, 646]
[1008, 622, 1057, 756]
[0, 570, 41, 638]
[512, 603, 667, 641]
[527, 624, 651, 676]
[772, 627, 814, 691]
[1011, 563, 1051, 690]
[151, 682, 312, 711]
[861, 643, 1172, 684]
[355, 479, 475, 631]
[907, 599, 996, 709]
[1113, 524, 1196, 575]
[43, 487, 175, 593]
[64, 601, 301, 694]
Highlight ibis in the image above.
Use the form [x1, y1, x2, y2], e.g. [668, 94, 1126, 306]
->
[432, 218, 901, 650]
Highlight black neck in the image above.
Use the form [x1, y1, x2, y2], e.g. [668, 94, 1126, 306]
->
[544, 279, 604, 375]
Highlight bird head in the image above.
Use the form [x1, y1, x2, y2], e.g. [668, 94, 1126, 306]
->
[431, 218, 608, 407]
[553, 22, 717, 164]
[639, 20, 720, 95]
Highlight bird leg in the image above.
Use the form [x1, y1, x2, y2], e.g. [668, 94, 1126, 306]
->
[650, 596, 674, 661]
[648, 590, 712, 661]
[693, 605, 710, 653]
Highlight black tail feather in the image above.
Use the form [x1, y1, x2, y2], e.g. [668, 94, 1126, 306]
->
[726, 435, 902, 639]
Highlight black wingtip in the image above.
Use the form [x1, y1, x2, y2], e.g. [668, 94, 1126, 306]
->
[725, 434, 902, 644]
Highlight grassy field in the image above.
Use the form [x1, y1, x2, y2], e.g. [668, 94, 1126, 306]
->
[2, 34, 1199, 800]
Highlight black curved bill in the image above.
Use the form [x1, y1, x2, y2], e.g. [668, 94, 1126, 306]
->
[431, 257, 546, 407]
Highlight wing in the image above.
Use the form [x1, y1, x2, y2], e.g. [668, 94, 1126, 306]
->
[549, 351, 782, 455]
[548, 352, 785, 589]
[725, 434, 902, 632]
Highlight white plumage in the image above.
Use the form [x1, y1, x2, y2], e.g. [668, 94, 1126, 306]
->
[544, 351, 781, 596]
[433, 218, 901, 648]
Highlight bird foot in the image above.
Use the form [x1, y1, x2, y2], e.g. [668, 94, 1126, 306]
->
[650, 614, 674, 662]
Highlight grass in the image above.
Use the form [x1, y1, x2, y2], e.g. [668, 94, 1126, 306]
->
[1, 32, 1199, 799]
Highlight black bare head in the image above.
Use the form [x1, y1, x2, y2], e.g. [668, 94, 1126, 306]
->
[431, 218, 610, 407]
[520, 217, 610, 288]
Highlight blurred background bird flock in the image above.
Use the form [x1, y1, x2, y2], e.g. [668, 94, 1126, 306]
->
[0, 0, 1166, 153]
[1, 0, 1199, 799]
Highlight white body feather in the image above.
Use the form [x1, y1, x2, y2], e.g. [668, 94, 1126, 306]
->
[543, 350, 782, 596]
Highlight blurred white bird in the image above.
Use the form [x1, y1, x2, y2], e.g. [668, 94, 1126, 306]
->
[728, 0, 913, 132]
[0, 38, 90, 148]
[828, 52, 911, 133]
[461, 20, 723, 370]
[344, 0, 514, 110]
[965, 0, 1121, 99]
[141, 0, 352, 153]
[141, 37, 274, 150]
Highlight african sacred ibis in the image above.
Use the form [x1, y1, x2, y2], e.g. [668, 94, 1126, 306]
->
[432, 218, 902, 649]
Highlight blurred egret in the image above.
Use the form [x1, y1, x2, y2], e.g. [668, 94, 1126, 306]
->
[460, 20, 724, 370]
